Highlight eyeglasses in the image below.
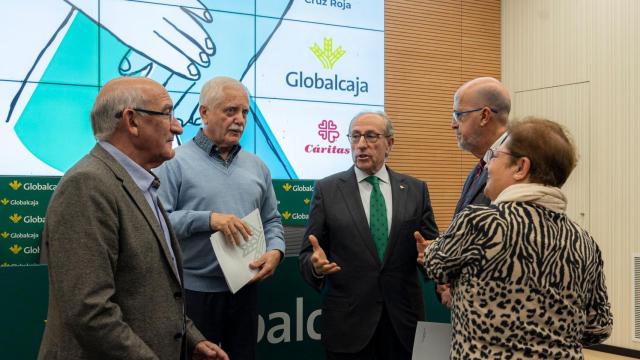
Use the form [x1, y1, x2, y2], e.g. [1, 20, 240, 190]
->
[487, 148, 523, 161]
[115, 108, 174, 122]
[346, 132, 388, 144]
[451, 107, 498, 123]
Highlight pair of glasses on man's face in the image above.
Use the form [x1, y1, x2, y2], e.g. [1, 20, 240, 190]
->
[346, 132, 389, 144]
[115, 108, 174, 122]
[451, 106, 498, 123]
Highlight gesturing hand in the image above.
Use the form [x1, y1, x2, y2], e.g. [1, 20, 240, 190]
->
[308, 234, 341, 276]
[414, 231, 432, 266]
[210, 212, 252, 246]
[436, 284, 453, 309]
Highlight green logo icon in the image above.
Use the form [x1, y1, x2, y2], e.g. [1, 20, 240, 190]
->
[9, 180, 22, 190]
[9, 214, 22, 224]
[281, 211, 292, 220]
[282, 183, 293, 192]
[310, 37, 345, 69]
[0, 198, 8, 205]
[0, 232, 9, 239]
[9, 244, 22, 254]
[303, 198, 310, 205]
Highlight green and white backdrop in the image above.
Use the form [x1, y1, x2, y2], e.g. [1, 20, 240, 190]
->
[0, 1, 448, 358]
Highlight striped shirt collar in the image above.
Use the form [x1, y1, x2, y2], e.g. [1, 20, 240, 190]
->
[193, 128, 241, 163]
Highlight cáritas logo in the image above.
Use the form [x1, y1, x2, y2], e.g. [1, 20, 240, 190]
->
[305, 120, 350, 155]
[317, 120, 340, 143]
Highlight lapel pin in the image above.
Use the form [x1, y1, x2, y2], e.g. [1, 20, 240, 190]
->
[400, 184, 406, 190]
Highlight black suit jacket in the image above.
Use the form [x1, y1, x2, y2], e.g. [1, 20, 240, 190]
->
[453, 164, 491, 216]
[298, 166, 438, 353]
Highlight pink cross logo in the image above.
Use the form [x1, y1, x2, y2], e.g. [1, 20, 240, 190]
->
[318, 120, 340, 143]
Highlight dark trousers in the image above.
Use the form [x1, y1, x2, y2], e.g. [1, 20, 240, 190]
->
[185, 284, 258, 360]
[325, 307, 411, 360]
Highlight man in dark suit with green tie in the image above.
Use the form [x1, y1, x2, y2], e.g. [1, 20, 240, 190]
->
[299, 111, 439, 359]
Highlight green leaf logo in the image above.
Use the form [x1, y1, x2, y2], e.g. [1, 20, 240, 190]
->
[9, 214, 22, 224]
[310, 37, 346, 69]
[9, 244, 22, 254]
[9, 180, 22, 190]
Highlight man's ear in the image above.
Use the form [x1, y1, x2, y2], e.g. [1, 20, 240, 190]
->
[122, 109, 140, 136]
[479, 107, 492, 127]
[385, 136, 394, 157]
[199, 105, 208, 125]
[513, 156, 531, 181]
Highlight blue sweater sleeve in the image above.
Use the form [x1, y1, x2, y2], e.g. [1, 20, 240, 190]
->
[155, 159, 211, 239]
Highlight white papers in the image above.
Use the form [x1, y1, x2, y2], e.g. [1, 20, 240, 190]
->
[412, 321, 452, 360]
[210, 208, 266, 293]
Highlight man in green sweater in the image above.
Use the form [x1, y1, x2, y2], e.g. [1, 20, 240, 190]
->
[155, 76, 285, 360]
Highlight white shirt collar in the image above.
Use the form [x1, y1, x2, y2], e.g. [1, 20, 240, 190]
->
[354, 164, 390, 184]
[482, 131, 509, 163]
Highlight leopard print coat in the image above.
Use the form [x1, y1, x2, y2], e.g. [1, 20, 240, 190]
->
[424, 201, 612, 359]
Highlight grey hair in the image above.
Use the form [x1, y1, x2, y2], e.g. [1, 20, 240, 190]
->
[454, 77, 511, 124]
[199, 76, 248, 109]
[91, 84, 145, 141]
[476, 85, 511, 122]
[348, 111, 395, 137]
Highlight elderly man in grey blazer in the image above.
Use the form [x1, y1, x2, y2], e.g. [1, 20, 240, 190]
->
[38, 77, 228, 360]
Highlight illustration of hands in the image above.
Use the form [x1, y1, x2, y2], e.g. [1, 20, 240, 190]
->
[67, 0, 215, 80]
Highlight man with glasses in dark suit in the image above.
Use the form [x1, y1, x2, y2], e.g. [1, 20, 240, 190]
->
[437, 76, 511, 307]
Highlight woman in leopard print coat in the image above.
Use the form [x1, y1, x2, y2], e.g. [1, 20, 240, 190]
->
[419, 117, 612, 359]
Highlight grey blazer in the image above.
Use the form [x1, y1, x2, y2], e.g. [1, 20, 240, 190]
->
[299, 166, 439, 353]
[38, 145, 205, 360]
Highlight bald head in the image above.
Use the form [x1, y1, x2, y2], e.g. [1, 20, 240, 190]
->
[454, 77, 511, 124]
[451, 77, 511, 158]
[91, 77, 166, 141]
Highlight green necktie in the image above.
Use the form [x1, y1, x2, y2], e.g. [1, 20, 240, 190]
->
[366, 176, 388, 261]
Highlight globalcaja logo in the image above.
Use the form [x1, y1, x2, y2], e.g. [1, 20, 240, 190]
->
[9, 213, 22, 224]
[1, 232, 9, 239]
[8, 180, 21, 190]
[305, 119, 350, 155]
[1, 198, 8, 205]
[310, 38, 345, 70]
[9, 244, 22, 254]
[285, 37, 369, 97]
[281, 211, 292, 220]
[282, 182, 314, 193]
[8, 245, 38, 254]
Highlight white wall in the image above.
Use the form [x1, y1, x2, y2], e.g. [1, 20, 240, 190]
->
[503, 0, 640, 350]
